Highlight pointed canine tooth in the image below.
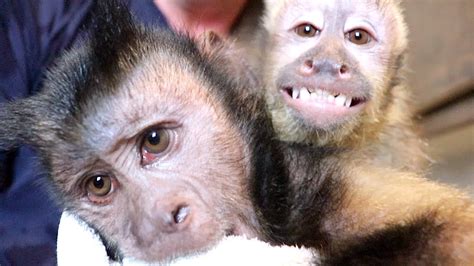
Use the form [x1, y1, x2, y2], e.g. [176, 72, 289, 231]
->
[299, 87, 310, 100]
[310, 91, 318, 100]
[327, 94, 335, 103]
[335, 95, 346, 107]
[345, 97, 352, 107]
[292, 88, 300, 99]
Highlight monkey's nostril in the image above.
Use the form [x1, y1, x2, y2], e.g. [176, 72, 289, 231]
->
[172, 205, 190, 224]
[300, 59, 315, 75]
[340, 64, 349, 74]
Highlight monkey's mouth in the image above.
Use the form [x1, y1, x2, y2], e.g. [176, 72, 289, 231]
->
[225, 222, 255, 238]
[280, 86, 367, 126]
[225, 227, 239, 236]
[283, 87, 366, 108]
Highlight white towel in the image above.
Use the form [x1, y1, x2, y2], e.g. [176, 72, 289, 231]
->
[57, 211, 317, 265]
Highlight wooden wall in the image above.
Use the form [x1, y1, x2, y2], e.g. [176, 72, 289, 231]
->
[402, 0, 474, 194]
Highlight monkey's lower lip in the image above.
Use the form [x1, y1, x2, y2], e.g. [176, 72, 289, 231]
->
[280, 88, 366, 125]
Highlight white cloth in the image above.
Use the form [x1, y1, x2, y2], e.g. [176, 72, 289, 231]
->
[57, 211, 317, 266]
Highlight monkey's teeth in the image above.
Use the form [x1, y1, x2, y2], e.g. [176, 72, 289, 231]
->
[299, 87, 310, 100]
[344, 97, 352, 107]
[291, 87, 354, 108]
[327, 94, 335, 103]
[292, 88, 300, 99]
[335, 95, 346, 107]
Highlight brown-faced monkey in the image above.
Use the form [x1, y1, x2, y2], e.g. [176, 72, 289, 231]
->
[257, 0, 474, 264]
[0, 1, 290, 263]
[262, 0, 428, 172]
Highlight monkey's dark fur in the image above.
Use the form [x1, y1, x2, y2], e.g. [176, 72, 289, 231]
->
[0, 1, 288, 262]
[0, 0, 472, 264]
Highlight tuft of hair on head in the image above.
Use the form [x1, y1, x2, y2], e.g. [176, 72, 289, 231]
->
[83, 0, 143, 84]
[88, 0, 135, 58]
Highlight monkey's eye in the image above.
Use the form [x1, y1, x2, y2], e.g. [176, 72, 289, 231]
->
[294, 23, 320, 37]
[86, 175, 115, 203]
[141, 128, 171, 164]
[346, 29, 371, 45]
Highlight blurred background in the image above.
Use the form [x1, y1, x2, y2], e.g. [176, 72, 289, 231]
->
[401, 0, 473, 194]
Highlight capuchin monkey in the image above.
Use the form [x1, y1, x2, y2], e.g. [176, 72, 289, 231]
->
[258, 0, 474, 264]
[262, 0, 428, 172]
[0, 1, 290, 263]
[1, 1, 472, 265]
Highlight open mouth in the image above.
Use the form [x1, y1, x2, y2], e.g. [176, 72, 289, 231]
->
[283, 86, 366, 108]
[279, 85, 367, 127]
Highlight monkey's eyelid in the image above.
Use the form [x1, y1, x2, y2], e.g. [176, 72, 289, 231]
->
[289, 21, 323, 32]
[287, 10, 325, 31]
[120, 119, 181, 143]
[293, 23, 321, 38]
[344, 20, 378, 40]
[293, 22, 321, 29]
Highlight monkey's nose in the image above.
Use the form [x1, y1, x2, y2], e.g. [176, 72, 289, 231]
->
[172, 205, 190, 224]
[300, 59, 351, 79]
[157, 202, 192, 233]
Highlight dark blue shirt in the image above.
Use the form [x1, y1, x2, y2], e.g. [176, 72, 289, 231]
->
[0, 1, 167, 264]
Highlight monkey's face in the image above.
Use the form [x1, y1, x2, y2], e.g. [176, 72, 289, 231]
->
[45, 51, 258, 262]
[263, 0, 407, 144]
[0, 2, 266, 262]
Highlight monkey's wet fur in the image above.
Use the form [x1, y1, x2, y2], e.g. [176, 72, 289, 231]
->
[0, 0, 472, 265]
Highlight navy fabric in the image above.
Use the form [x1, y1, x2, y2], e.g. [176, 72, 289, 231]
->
[0, 1, 167, 265]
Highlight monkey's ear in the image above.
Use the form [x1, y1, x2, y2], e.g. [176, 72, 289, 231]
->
[195, 31, 261, 90]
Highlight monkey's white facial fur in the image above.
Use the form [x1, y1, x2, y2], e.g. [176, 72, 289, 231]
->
[264, 0, 408, 144]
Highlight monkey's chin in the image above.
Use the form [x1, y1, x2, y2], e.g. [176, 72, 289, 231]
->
[280, 90, 365, 128]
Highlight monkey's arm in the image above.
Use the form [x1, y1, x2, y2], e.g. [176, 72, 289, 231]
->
[326, 164, 474, 264]
[57, 211, 317, 266]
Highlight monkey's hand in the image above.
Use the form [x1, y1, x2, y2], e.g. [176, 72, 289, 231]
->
[57, 211, 317, 265]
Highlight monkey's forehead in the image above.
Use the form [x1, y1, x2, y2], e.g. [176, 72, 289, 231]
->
[38, 31, 230, 144]
[264, 0, 405, 30]
[44, 29, 215, 114]
[85, 55, 219, 126]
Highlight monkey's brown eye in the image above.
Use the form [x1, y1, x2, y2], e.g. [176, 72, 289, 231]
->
[347, 29, 371, 45]
[142, 128, 170, 154]
[295, 23, 320, 37]
[141, 128, 172, 165]
[86, 175, 113, 197]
